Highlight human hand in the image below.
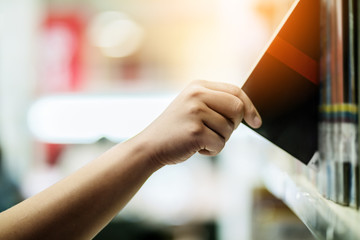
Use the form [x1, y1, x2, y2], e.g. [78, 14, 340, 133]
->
[134, 80, 262, 166]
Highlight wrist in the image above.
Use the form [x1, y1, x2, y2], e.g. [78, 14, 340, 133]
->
[120, 134, 165, 172]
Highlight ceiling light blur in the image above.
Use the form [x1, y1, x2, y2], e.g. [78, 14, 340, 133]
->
[89, 11, 144, 58]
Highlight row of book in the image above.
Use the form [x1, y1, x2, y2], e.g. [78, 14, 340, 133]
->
[317, 0, 359, 208]
[242, 0, 360, 210]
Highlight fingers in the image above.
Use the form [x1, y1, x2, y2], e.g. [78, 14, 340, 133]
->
[184, 80, 262, 157]
[200, 104, 235, 141]
[139, 80, 262, 165]
[200, 89, 244, 129]
[192, 80, 262, 129]
[237, 89, 262, 129]
[196, 125, 226, 156]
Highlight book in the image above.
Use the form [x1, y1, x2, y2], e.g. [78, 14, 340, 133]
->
[241, 0, 320, 165]
[318, 0, 331, 199]
[354, 0, 360, 209]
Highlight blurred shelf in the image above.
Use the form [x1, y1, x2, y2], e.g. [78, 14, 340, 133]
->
[262, 156, 360, 240]
[27, 94, 175, 143]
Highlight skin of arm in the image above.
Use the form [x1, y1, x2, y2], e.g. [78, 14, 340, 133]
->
[0, 80, 262, 240]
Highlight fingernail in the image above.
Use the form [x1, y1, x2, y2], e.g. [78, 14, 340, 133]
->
[253, 115, 262, 128]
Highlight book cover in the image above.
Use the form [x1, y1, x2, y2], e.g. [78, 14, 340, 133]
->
[241, 0, 320, 165]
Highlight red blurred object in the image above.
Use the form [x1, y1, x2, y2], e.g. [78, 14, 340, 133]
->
[44, 143, 64, 166]
[39, 12, 85, 93]
[120, 61, 141, 81]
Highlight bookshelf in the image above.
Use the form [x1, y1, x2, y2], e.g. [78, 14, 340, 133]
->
[261, 155, 360, 240]
[244, 0, 360, 238]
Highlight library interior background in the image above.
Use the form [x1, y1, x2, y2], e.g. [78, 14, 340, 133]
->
[1, 0, 359, 239]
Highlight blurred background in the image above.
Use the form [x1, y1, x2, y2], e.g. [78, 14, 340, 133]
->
[0, 0, 315, 239]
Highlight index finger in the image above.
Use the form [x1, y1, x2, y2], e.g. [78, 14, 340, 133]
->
[195, 80, 262, 129]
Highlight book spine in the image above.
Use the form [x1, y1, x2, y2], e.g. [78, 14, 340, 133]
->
[347, 0, 359, 209]
[329, 0, 338, 203]
[337, 0, 349, 206]
[355, 0, 360, 210]
[318, 0, 329, 198]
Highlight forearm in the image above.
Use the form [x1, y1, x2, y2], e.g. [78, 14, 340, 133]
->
[0, 136, 161, 240]
[0, 80, 261, 240]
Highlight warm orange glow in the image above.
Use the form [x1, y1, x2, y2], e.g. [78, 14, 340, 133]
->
[268, 36, 318, 85]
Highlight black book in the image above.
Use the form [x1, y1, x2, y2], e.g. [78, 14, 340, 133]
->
[242, 0, 320, 165]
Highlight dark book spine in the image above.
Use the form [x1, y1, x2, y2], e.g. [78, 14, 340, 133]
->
[354, 0, 360, 210]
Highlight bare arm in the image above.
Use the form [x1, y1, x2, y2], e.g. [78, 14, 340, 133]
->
[0, 80, 261, 240]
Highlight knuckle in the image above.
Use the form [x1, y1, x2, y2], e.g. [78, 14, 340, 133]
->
[227, 121, 235, 135]
[222, 121, 235, 141]
[225, 83, 241, 96]
[232, 87, 242, 97]
[191, 79, 206, 86]
[249, 105, 256, 115]
[188, 103, 205, 115]
[188, 122, 205, 137]
[186, 85, 206, 99]
[233, 99, 244, 113]
[244, 103, 256, 119]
